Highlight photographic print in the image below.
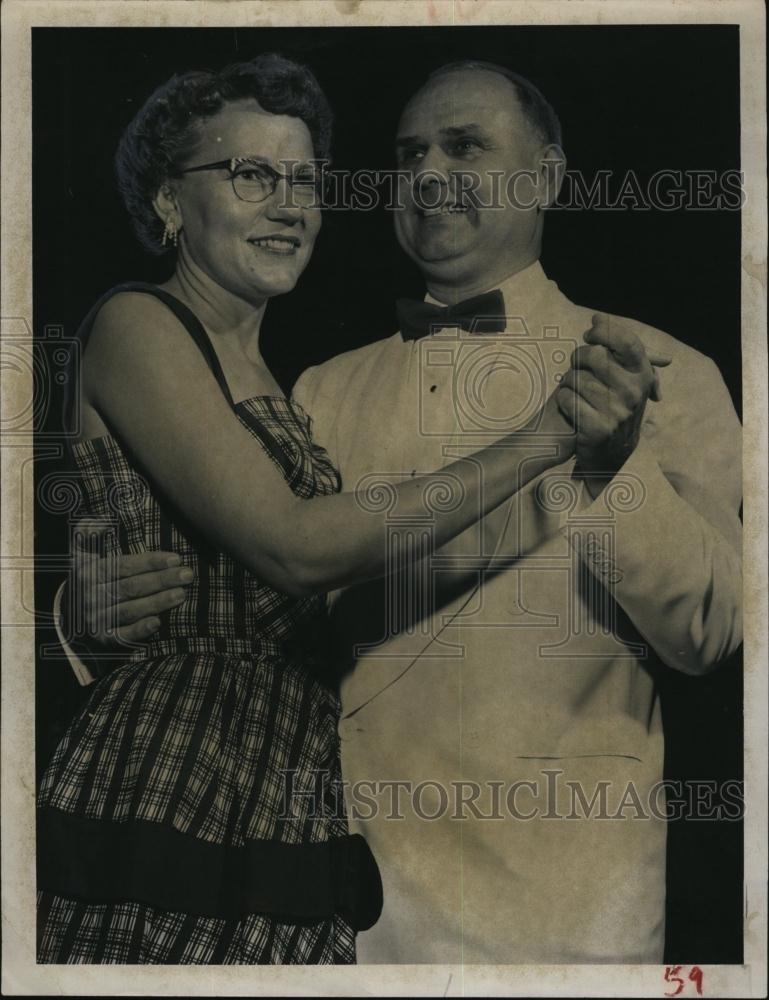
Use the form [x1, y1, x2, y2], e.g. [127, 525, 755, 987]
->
[1, 1, 766, 995]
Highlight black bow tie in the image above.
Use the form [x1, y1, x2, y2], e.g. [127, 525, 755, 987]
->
[397, 289, 506, 341]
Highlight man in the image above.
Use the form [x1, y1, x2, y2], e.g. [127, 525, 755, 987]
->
[57, 62, 742, 963]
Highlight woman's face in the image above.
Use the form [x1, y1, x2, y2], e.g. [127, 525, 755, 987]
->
[169, 100, 322, 304]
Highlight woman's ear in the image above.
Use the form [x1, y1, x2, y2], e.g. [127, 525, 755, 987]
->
[537, 144, 566, 210]
[152, 182, 182, 230]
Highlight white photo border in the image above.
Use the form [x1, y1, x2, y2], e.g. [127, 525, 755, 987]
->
[1, 1, 766, 996]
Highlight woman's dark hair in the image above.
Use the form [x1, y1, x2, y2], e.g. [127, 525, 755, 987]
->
[115, 52, 333, 255]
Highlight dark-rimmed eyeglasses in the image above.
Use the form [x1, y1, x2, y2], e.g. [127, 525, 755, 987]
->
[171, 156, 325, 207]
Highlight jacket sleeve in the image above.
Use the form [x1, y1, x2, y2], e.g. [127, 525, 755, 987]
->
[565, 352, 742, 675]
[53, 581, 97, 686]
[291, 363, 342, 471]
[290, 365, 317, 414]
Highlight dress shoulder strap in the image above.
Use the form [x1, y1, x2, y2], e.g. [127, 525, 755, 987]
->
[64, 281, 235, 431]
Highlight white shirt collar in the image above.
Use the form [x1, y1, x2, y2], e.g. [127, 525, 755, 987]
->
[424, 260, 553, 311]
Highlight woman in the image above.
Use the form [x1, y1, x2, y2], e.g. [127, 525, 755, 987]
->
[37, 53, 575, 964]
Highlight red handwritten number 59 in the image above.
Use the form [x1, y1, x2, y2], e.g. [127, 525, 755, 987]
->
[664, 965, 704, 997]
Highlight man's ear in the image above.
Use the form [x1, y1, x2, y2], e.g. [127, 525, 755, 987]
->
[152, 182, 182, 230]
[537, 144, 566, 210]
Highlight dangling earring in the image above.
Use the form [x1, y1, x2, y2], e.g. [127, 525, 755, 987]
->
[162, 219, 179, 248]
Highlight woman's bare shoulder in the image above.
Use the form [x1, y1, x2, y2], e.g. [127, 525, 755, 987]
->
[90, 288, 182, 336]
[82, 288, 205, 417]
[86, 288, 196, 367]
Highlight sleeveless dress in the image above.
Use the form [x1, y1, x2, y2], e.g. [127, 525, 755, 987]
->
[36, 283, 381, 964]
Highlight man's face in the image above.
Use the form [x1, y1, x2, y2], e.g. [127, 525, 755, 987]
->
[393, 69, 546, 297]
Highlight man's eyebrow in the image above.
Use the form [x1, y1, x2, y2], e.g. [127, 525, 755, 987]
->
[395, 134, 424, 149]
[440, 123, 491, 139]
[395, 123, 493, 147]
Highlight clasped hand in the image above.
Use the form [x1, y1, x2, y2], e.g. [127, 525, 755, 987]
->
[555, 314, 671, 487]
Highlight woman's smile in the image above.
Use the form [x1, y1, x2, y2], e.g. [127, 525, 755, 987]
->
[247, 233, 301, 255]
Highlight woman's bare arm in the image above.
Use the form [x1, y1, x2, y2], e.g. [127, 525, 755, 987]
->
[84, 293, 575, 597]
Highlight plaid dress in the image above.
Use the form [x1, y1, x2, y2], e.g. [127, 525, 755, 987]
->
[37, 285, 379, 964]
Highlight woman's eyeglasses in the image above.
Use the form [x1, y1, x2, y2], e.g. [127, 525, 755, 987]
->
[171, 156, 325, 207]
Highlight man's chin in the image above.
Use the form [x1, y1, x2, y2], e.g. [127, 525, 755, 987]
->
[412, 247, 480, 286]
[410, 239, 468, 266]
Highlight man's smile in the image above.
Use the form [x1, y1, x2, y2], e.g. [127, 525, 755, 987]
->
[418, 204, 470, 219]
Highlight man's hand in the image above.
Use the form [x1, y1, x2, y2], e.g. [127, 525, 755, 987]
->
[69, 520, 193, 648]
[556, 314, 671, 494]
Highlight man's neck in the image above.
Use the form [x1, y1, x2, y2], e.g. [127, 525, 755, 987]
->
[425, 252, 541, 306]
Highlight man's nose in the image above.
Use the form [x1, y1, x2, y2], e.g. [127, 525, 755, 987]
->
[411, 147, 451, 207]
[415, 142, 451, 176]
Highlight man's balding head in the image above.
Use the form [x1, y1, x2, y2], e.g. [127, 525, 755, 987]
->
[394, 63, 565, 302]
[426, 61, 562, 148]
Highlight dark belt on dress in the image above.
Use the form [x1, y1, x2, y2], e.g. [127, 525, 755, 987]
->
[37, 806, 383, 931]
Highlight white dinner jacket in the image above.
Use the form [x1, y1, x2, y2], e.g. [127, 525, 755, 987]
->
[292, 260, 742, 964]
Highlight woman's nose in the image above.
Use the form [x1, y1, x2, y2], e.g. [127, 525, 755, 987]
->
[266, 178, 304, 223]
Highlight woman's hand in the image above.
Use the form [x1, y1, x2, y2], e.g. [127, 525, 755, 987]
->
[554, 314, 671, 496]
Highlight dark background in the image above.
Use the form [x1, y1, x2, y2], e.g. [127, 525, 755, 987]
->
[33, 25, 743, 963]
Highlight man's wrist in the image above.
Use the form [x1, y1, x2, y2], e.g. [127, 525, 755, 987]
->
[575, 441, 640, 499]
[577, 468, 613, 500]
